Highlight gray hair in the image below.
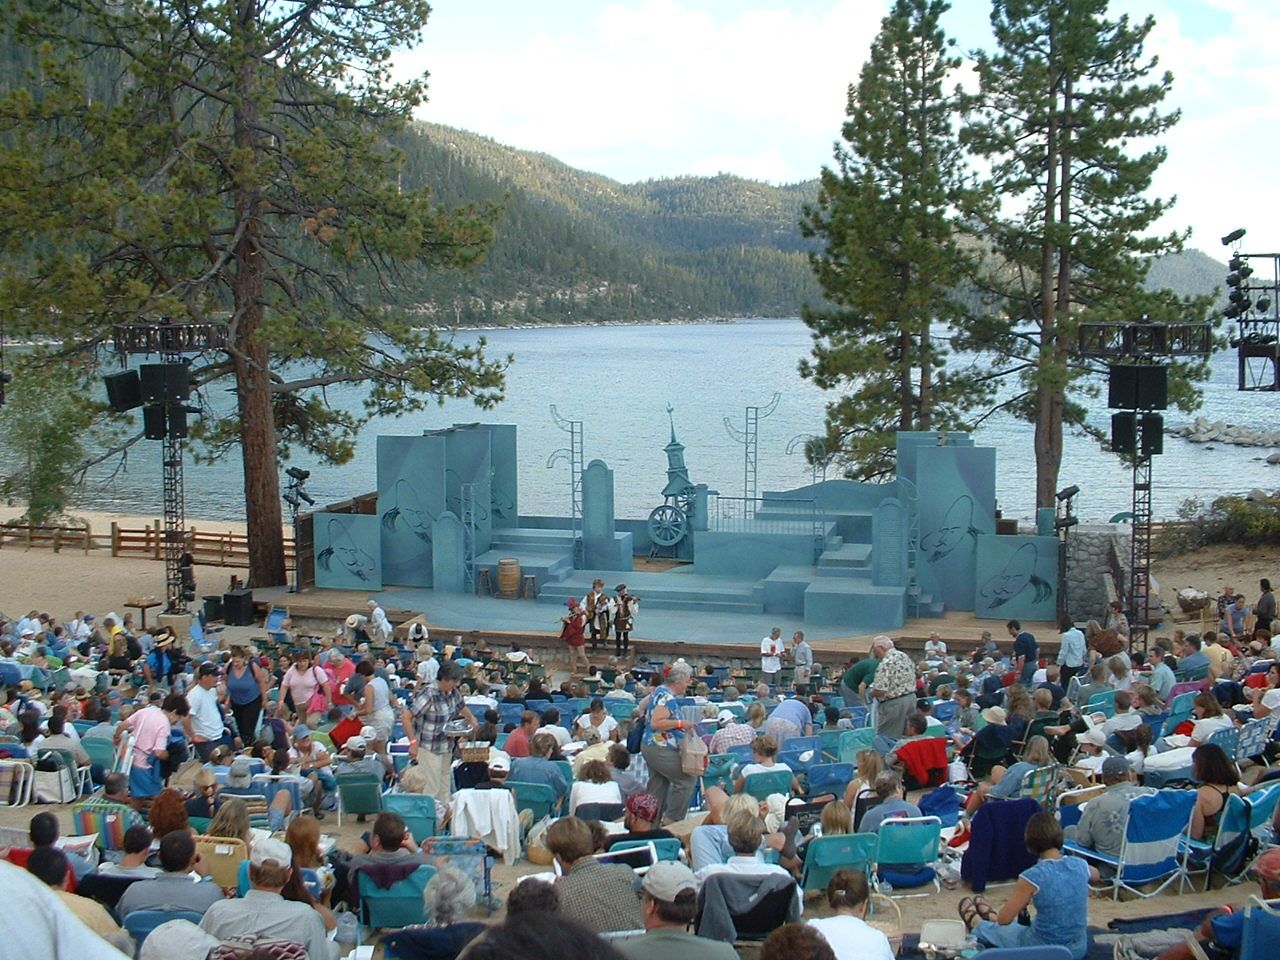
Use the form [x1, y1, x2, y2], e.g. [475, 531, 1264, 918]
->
[424, 866, 475, 926]
[667, 662, 694, 685]
[871, 635, 894, 653]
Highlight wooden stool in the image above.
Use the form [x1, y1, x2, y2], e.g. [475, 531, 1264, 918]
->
[476, 568, 494, 596]
[520, 575, 538, 599]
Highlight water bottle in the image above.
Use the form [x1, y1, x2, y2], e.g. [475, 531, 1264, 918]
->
[335, 910, 360, 946]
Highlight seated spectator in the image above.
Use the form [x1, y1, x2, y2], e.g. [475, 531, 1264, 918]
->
[28, 811, 93, 881]
[221, 757, 292, 831]
[117, 830, 222, 917]
[350, 811, 428, 870]
[617, 860, 737, 960]
[1036, 665, 1066, 709]
[206, 796, 253, 847]
[795, 798, 852, 870]
[709, 708, 757, 755]
[97, 825, 160, 878]
[1147, 646, 1176, 702]
[569, 759, 623, 815]
[842, 750, 884, 812]
[509, 732, 569, 808]
[694, 812, 796, 894]
[504, 711, 539, 759]
[604, 677, 636, 702]
[282, 816, 336, 931]
[462, 912, 627, 960]
[884, 713, 933, 768]
[148, 787, 194, 838]
[539, 708, 571, 749]
[383, 866, 486, 960]
[1188, 693, 1234, 748]
[37, 712, 97, 781]
[570, 727, 610, 776]
[29, 846, 122, 942]
[806, 869, 894, 960]
[1131, 683, 1165, 717]
[1190, 744, 1241, 841]
[608, 742, 645, 799]
[288, 724, 334, 816]
[857, 772, 921, 837]
[185, 768, 222, 819]
[761, 924, 835, 960]
[606, 793, 675, 850]
[200, 837, 336, 959]
[1149, 847, 1280, 960]
[1064, 755, 1153, 857]
[506, 877, 560, 917]
[546, 816, 644, 934]
[333, 733, 389, 780]
[136, 919, 219, 960]
[733, 734, 801, 795]
[575, 699, 620, 742]
[1178, 635, 1211, 676]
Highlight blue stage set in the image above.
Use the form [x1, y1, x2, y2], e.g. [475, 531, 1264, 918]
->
[312, 418, 1058, 637]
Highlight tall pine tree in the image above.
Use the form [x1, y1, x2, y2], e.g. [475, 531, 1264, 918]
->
[962, 0, 1209, 508]
[0, 0, 506, 587]
[800, 0, 985, 480]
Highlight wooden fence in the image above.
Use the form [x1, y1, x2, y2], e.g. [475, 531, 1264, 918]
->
[110, 521, 295, 569]
[0, 521, 93, 554]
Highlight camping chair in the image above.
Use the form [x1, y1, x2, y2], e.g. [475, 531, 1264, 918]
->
[800, 832, 877, 895]
[893, 737, 949, 790]
[607, 701, 637, 723]
[1056, 785, 1106, 830]
[1017, 764, 1064, 808]
[263, 605, 289, 645]
[358, 863, 435, 929]
[251, 773, 310, 819]
[838, 728, 876, 765]
[81, 737, 118, 773]
[382, 792, 439, 843]
[743, 769, 793, 801]
[612, 837, 683, 863]
[703, 753, 739, 793]
[1184, 793, 1251, 890]
[421, 836, 496, 913]
[695, 873, 799, 943]
[806, 762, 854, 799]
[1064, 788, 1196, 899]
[506, 780, 559, 821]
[818, 729, 844, 762]
[194, 835, 249, 889]
[1085, 690, 1119, 717]
[1206, 725, 1241, 759]
[786, 735, 821, 757]
[974, 948, 1072, 960]
[1239, 895, 1280, 960]
[1236, 718, 1271, 762]
[725, 744, 754, 766]
[123, 909, 204, 948]
[777, 749, 813, 775]
[574, 801, 625, 822]
[875, 816, 943, 896]
[335, 772, 384, 826]
[1160, 708, 1195, 740]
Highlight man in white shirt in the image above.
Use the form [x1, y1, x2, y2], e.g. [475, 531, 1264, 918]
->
[66, 613, 93, 645]
[416, 647, 439, 686]
[760, 627, 783, 689]
[0, 859, 131, 960]
[367, 600, 392, 644]
[185, 663, 227, 761]
[694, 813, 801, 914]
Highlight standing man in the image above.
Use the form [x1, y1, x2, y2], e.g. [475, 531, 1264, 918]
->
[867, 637, 916, 739]
[760, 627, 784, 691]
[583, 579, 613, 653]
[402, 660, 477, 807]
[841, 650, 881, 707]
[791, 631, 814, 696]
[367, 599, 392, 645]
[614, 584, 638, 658]
[1008, 620, 1038, 686]
[186, 663, 227, 761]
[1056, 614, 1086, 690]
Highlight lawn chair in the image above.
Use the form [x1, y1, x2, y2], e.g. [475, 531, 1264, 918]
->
[123, 909, 204, 948]
[1239, 895, 1280, 960]
[703, 753, 739, 793]
[786, 735, 821, 757]
[422, 836, 496, 912]
[194, 835, 248, 889]
[777, 749, 813, 775]
[1064, 788, 1196, 899]
[358, 863, 435, 929]
[1017, 764, 1064, 809]
[613, 837, 683, 863]
[806, 762, 854, 799]
[800, 832, 877, 895]
[574, 802, 625, 822]
[1206, 725, 1241, 759]
[606, 701, 637, 723]
[335, 772, 384, 826]
[818, 729, 844, 762]
[974, 948, 1072, 960]
[743, 769, 793, 801]
[1236, 718, 1271, 762]
[875, 816, 942, 896]
[506, 780, 559, 821]
[81, 737, 118, 773]
[382, 792, 438, 844]
[1184, 792, 1251, 890]
[696, 873, 799, 943]
[1085, 690, 1119, 717]
[263, 605, 289, 645]
[838, 728, 876, 765]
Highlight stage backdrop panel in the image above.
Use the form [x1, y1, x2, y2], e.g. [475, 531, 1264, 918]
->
[377, 434, 446, 587]
[975, 534, 1058, 621]
[916, 446, 996, 611]
[435, 426, 493, 556]
[460, 423, 518, 529]
[314, 513, 382, 590]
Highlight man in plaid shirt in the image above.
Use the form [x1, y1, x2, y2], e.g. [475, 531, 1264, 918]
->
[401, 660, 476, 805]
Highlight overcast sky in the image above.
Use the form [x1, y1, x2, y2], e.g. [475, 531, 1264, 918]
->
[397, 0, 1279, 262]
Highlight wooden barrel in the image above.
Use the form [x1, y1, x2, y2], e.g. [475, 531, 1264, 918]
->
[497, 558, 521, 598]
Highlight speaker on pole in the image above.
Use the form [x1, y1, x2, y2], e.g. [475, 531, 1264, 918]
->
[1141, 413, 1164, 456]
[104, 371, 143, 413]
[168, 405, 189, 439]
[143, 404, 167, 440]
[140, 363, 191, 403]
[1135, 367, 1168, 410]
[1111, 412, 1137, 454]
[1107, 366, 1139, 409]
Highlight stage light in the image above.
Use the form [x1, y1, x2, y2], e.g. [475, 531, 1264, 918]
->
[1227, 273, 1242, 287]
[1258, 297, 1272, 313]
[1222, 228, 1247, 246]
[1055, 485, 1080, 502]
[1225, 303, 1242, 319]
[1229, 256, 1243, 272]
[1230, 289, 1247, 304]
[286, 466, 311, 482]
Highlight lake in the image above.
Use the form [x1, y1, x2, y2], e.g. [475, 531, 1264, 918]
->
[67, 317, 1275, 523]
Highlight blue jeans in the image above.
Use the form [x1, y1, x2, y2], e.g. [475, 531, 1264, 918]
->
[973, 920, 1086, 960]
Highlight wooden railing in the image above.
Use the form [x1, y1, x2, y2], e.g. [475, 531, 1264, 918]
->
[110, 521, 295, 569]
[0, 521, 92, 554]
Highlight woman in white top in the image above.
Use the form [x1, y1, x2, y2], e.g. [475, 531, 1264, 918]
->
[355, 659, 396, 755]
[807, 868, 895, 960]
[573, 698, 620, 742]
[1106, 654, 1133, 692]
[1188, 692, 1235, 747]
[568, 758, 623, 814]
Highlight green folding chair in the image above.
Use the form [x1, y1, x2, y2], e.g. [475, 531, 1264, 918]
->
[335, 772, 384, 826]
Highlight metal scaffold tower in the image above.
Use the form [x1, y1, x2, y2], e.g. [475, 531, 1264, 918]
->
[160, 344, 186, 611]
[461, 482, 476, 593]
[548, 404, 584, 564]
[725, 393, 780, 502]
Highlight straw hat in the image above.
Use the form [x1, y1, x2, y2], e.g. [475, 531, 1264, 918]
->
[981, 706, 1007, 725]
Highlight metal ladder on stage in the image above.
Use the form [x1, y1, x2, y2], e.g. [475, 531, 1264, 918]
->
[900, 476, 923, 618]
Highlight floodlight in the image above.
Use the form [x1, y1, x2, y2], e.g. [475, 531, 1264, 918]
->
[1055, 485, 1080, 502]
[1257, 297, 1272, 313]
[1222, 228, 1247, 245]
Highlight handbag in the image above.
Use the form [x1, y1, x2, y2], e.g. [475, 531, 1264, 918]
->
[306, 667, 328, 714]
[679, 732, 708, 776]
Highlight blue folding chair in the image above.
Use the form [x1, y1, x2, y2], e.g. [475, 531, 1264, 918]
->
[839, 728, 876, 765]
[786, 735, 821, 757]
[1064, 788, 1196, 899]
[931, 701, 958, 723]
[806, 762, 854, 799]
[123, 909, 204, 947]
[703, 753, 738, 793]
[744, 769, 794, 801]
[498, 703, 525, 728]
[1240, 896, 1280, 960]
[607, 701, 637, 722]
[1206, 725, 1241, 759]
[800, 832, 876, 895]
[974, 947, 1072, 960]
[1236, 718, 1271, 762]
[507, 781, 558, 820]
[777, 749, 812, 775]
[725, 744, 754, 765]
[613, 837, 683, 862]
[1184, 792, 1251, 889]
[1085, 690, 1119, 717]
[875, 816, 942, 896]
[818, 730, 844, 762]
[382, 792, 438, 844]
[359, 864, 435, 929]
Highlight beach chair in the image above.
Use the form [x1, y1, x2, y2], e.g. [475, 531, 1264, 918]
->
[974, 948, 1072, 960]
[1206, 725, 1241, 759]
[777, 749, 812, 775]
[1085, 690, 1119, 718]
[1184, 792, 1253, 889]
[786, 735, 821, 757]
[506, 781, 558, 821]
[194, 835, 248, 889]
[806, 762, 854, 799]
[703, 753, 738, 793]
[359, 863, 434, 929]
[335, 772, 384, 826]
[613, 837, 683, 863]
[1064, 788, 1196, 899]
[818, 729, 844, 762]
[263, 605, 289, 645]
[1236, 718, 1271, 762]
[875, 816, 942, 896]
[123, 909, 204, 948]
[1239, 895, 1280, 960]
[382, 792, 438, 844]
[743, 769, 793, 801]
[838, 728, 876, 765]
[800, 832, 877, 895]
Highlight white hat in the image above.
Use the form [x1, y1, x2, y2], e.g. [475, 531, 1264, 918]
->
[345, 614, 362, 628]
[359, 725, 378, 742]
[1081, 727, 1108, 748]
[716, 709, 736, 727]
[345, 735, 368, 753]
[488, 754, 510, 772]
[249, 837, 292, 868]
[139, 920, 220, 960]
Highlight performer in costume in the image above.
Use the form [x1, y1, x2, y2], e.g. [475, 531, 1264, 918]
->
[583, 578, 613, 652]
[561, 597, 590, 674]
[614, 584, 639, 657]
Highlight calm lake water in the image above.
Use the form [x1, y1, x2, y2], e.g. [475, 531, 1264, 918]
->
[69, 317, 1274, 523]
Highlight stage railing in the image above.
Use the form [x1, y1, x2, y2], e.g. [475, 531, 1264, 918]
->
[709, 496, 827, 559]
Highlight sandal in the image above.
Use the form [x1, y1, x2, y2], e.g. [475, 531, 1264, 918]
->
[975, 898, 998, 922]
[958, 897, 980, 929]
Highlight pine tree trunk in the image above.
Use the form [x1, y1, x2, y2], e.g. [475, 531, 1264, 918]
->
[1035, 29, 1061, 509]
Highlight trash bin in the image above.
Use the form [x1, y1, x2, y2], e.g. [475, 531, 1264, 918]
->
[203, 595, 224, 623]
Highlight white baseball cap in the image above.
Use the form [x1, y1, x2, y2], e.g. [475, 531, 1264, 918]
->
[249, 837, 292, 868]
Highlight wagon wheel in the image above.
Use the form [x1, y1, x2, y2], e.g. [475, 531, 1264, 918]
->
[647, 503, 688, 547]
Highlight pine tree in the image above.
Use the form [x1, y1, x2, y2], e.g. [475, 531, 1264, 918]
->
[0, 0, 507, 586]
[962, 0, 1210, 508]
[800, 0, 985, 481]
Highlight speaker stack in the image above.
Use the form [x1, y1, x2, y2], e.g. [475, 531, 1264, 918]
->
[1108, 365, 1167, 455]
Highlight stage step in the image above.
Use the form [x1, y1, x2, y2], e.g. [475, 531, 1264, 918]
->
[489, 527, 578, 549]
[817, 543, 872, 568]
[474, 548, 575, 593]
[803, 579, 906, 628]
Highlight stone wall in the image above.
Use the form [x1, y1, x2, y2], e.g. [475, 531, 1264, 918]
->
[1063, 524, 1131, 623]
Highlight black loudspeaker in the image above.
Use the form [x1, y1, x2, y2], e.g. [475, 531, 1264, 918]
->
[1135, 366, 1168, 410]
[140, 363, 190, 403]
[168, 405, 188, 439]
[222, 588, 255, 626]
[1141, 413, 1164, 456]
[104, 371, 143, 413]
[1108, 365, 1168, 410]
[143, 404, 167, 440]
[1111, 412, 1137, 454]
[1108, 366, 1138, 409]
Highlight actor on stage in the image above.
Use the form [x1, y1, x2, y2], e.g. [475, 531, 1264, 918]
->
[614, 584, 639, 657]
[561, 598, 591, 674]
[583, 578, 614, 652]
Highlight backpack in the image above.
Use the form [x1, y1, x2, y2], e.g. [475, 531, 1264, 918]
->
[625, 716, 646, 754]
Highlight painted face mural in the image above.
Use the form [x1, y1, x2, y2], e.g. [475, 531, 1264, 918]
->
[317, 518, 377, 582]
[921, 495, 982, 562]
[978, 541, 1053, 609]
[382, 478, 435, 543]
